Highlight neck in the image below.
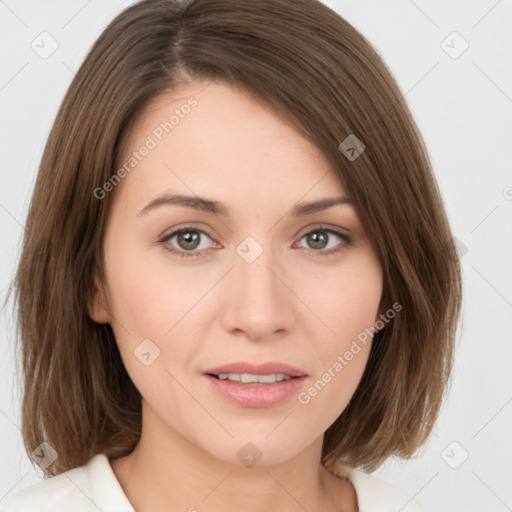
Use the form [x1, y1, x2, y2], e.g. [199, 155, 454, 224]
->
[109, 400, 356, 512]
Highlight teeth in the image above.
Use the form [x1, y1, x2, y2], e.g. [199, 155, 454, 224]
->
[217, 373, 292, 383]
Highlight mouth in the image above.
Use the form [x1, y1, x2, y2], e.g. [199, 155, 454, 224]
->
[206, 372, 299, 384]
[202, 362, 308, 408]
[203, 361, 308, 380]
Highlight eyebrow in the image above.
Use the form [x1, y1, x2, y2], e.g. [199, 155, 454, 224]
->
[137, 193, 354, 218]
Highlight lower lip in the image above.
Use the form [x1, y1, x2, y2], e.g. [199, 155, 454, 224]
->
[203, 374, 307, 408]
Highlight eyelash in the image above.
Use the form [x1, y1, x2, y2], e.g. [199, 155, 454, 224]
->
[158, 224, 352, 259]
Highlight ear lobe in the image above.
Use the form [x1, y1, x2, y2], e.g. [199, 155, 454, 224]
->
[88, 274, 111, 324]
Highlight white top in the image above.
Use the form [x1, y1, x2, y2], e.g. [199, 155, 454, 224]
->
[1, 454, 428, 512]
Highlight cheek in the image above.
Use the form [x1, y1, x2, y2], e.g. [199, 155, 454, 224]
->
[298, 312, 375, 433]
[297, 251, 382, 419]
[308, 249, 383, 345]
[297, 341, 371, 435]
[103, 229, 209, 338]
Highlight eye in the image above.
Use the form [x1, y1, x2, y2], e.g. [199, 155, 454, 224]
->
[159, 224, 352, 258]
[159, 227, 216, 258]
[295, 225, 352, 257]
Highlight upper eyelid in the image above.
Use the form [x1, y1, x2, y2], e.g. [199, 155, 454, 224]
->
[295, 223, 350, 238]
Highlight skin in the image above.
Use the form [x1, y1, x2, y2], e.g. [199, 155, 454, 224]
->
[89, 80, 385, 512]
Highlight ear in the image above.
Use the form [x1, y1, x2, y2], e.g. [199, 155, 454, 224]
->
[88, 273, 111, 324]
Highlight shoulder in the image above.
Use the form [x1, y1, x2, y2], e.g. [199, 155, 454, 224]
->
[0, 454, 134, 512]
[0, 465, 92, 512]
[350, 469, 429, 512]
[330, 460, 430, 512]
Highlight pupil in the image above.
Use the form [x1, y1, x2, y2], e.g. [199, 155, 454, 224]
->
[179, 231, 200, 250]
[308, 231, 327, 249]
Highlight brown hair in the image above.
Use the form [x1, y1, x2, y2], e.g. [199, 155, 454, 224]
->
[6, 0, 462, 476]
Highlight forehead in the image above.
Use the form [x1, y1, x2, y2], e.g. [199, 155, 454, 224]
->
[114, 80, 348, 213]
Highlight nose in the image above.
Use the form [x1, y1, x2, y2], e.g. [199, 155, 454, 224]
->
[221, 239, 296, 342]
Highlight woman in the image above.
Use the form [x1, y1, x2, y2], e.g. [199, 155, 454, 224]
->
[3, 0, 462, 511]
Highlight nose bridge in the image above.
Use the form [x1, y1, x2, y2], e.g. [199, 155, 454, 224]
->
[235, 234, 281, 303]
[221, 234, 294, 338]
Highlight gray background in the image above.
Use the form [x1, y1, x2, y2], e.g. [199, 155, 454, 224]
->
[1, 1, 511, 511]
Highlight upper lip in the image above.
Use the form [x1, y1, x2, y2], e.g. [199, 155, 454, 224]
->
[204, 361, 308, 378]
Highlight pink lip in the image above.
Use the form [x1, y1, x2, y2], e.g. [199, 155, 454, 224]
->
[203, 361, 308, 378]
[202, 361, 308, 408]
[203, 374, 307, 408]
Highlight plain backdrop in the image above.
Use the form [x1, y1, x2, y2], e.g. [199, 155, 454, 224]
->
[1, 1, 511, 511]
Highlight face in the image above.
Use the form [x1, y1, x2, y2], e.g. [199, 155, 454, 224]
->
[89, 80, 384, 467]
